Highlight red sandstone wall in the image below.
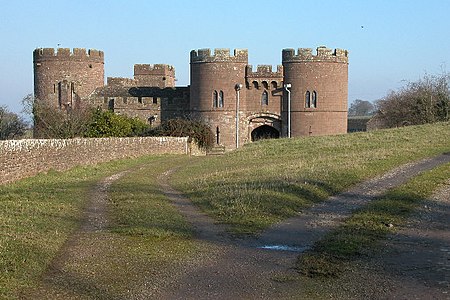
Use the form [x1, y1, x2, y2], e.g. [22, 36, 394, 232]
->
[0, 137, 194, 185]
[283, 47, 348, 137]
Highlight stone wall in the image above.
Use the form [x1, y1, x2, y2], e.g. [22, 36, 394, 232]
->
[0, 136, 193, 185]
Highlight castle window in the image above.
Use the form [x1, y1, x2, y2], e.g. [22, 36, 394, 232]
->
[218, 91, 224, 108]
[252, 81, 259, 89]
[262, 81, 269, 89]
[271, 81, 278, 89]
[312, 91, 317, 108]
[305, 91, 311, 108]
[213, 90, 218, 108]
[153, 97, 158, 104]
[138, 97, 143, 104]
[261, 90, 269, 106]
[162, 77, 166, 81]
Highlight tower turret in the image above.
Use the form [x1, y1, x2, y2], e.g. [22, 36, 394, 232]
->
[33, 48, 104, 109]
[282, 46, 349, 136]
[190, 48, 248, 149]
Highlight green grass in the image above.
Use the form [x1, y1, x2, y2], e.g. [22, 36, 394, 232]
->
[173, 122, 450, 234]
[0, 155, 195, 299]
[1, 122, 449, 298]
[297, 162, 450, 278]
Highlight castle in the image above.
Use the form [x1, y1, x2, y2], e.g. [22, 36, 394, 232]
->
[33, 46, 349, 150]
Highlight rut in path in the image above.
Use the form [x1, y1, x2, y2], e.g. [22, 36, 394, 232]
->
[22, 171, 129, 300]
[154, 153, 450, 299]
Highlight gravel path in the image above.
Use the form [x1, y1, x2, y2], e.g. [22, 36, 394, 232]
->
[155, 153, 450, 299]
[23, 154, 450, 299]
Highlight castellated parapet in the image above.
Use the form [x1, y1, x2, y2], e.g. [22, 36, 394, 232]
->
[134, 64, 175, 75]
[282, 46, 348, 63]
[246, 65, 283, 79]
[190, 48, 248, 63]
[134, 64, 175, 87]
[33, 48, 104, 63]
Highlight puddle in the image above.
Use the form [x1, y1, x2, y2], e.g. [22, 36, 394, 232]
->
[258, 245, 307, 252]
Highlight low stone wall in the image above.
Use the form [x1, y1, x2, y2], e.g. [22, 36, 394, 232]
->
[0, 136, 192, 185]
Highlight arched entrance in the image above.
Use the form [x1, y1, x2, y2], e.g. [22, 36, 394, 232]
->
[251, 125, 280, 141]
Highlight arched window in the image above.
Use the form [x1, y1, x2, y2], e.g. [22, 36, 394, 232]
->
[252, 81, 259, 89]
[262, 81, 269, 89]
[261, 90, 269, 106]
[271, 81, 278, 89]
[218, 90, 224, 107]
[213, 90, 218, 108]
[305, 91, 311, 108]
[312, 91, 317, 108]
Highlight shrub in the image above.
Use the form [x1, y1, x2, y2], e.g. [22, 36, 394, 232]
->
[374, 72, 449, 128]
[85, 109, 149, 138]
[147, 118, 214, 150]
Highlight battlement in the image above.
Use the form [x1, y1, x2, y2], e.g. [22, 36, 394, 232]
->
[134, 64, 175, 76]
[33, 48, 104, 62]
[190, 48, 248, 63]
[246, 65, 283, 78]
[282, 46, 348, 63]
[107, 77, 138, 86]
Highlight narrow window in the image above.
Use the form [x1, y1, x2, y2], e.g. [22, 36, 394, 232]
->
[312, 91, 317, 108]
[262, 81, 269, 89]
[252, 81, 259, 89]
[213, 90, 218, 107]
[271, 81, 277, 89]
[216, 126, 220, 144]
[153, 97, 158, 104]
[218, 91, 224, 107]
[261, 90, 269, 106]
[305, 91, 311, 108]
[138, 97, 143, 104]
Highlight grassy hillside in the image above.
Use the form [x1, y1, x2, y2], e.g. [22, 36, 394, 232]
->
[173, 122, 450, 234]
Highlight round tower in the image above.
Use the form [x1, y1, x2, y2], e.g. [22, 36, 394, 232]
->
[190, 48, 248, 149]
[282, 46, 348, 136]
[33, 48, 104, 108]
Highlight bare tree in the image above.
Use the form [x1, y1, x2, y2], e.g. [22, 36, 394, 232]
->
[0, 105, 28, 140]
[33, 99, 94, 138]
[373, 72, 449, 128]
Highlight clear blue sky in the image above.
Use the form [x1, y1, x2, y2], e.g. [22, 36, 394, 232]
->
[1, 0, 449, 115]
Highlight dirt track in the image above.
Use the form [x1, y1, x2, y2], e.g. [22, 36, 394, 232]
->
[23, 154, 450, 299]
[155, 154, 450, 299]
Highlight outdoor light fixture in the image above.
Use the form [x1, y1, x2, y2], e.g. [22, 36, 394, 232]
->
[235, 84, 242, 148]
[284, 83, 291, 138]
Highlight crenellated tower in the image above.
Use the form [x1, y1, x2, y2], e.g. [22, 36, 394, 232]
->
[282, 46, 349, 136]
[190, 48, 248, 148]
[33, 48, 104, 109]
[134, 64, 175, 88]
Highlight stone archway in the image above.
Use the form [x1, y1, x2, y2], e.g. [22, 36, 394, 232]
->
[251, 125, 280, 141]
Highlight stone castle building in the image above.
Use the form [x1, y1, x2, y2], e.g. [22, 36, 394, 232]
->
[33, 46, 349, 150]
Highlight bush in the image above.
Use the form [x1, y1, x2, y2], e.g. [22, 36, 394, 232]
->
[374, 72, 449, 128]
[147, 118, 214, 150]
[85, 109, 149, 138]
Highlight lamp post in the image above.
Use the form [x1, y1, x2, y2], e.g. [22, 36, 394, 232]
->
[235, 83, 242, 148]
[284, 83, 291, 138]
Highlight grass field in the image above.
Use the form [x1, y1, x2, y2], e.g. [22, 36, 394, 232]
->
[0, 155, 196, 299]
[173, 122, 450, 234]
[1, 122, 449, 298]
